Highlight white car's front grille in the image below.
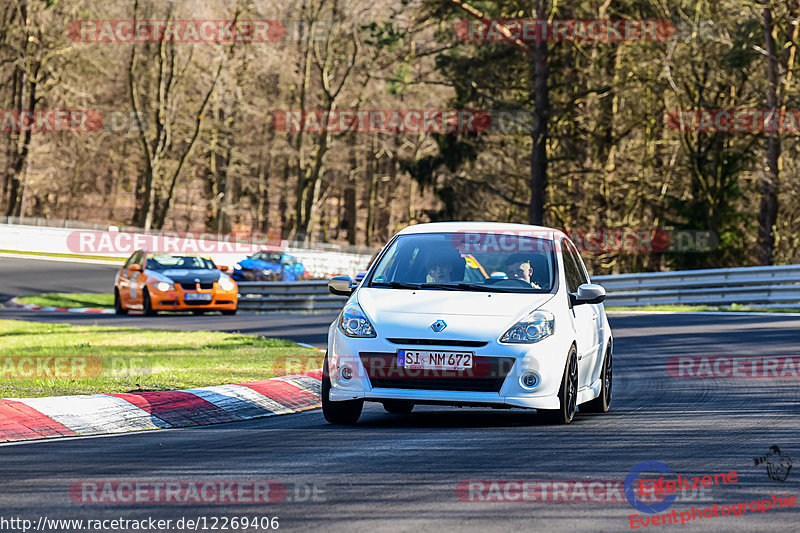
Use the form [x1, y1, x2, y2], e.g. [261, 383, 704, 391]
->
[359, 352, 515, 393]
[385, 338, 488, 348]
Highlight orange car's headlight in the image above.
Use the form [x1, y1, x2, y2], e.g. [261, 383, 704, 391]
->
[155, 281, 174, 292]
[218, 277, 236, 291]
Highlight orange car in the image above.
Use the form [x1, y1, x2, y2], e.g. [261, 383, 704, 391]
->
[114, 251, 238, 315]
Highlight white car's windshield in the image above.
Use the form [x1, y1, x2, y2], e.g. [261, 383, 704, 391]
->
[368, 232, 555, 293]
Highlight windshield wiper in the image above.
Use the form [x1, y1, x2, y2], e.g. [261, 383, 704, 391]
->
[454, 283, 517, 293]
[419, 283, 514, 292]
[418, 283, 466, 291]
[371, 281, 518, 293]
[371, 281, 421, 289]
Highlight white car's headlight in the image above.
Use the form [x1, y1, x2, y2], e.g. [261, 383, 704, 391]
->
[218, 277, 236, 291]
[155, 281, 173, 292]
[338, 301, 376, 338]
[500, 310, 555, 343]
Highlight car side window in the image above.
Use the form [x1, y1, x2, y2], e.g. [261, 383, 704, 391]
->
[567, 241, 589, 285]
[560, 240, 582, 293]
[128, 252, 141, 268]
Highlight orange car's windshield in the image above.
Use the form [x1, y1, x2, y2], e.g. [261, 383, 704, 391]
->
[146, 256, 217, 271]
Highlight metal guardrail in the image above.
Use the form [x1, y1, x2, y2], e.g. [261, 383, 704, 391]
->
[237, 265, 800, 312]
[237, 281, 347, 312]
[593, 265, 800, 307]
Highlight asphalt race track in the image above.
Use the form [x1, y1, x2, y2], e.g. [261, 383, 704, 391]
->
[0, 256, 336, 347]
[0, 306, 338, 348]
[1, 257, 799, 531]
[0, 256, 120, 303]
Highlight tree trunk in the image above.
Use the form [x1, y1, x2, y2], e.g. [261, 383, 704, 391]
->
[279, 160, 292, 238]
[257, 126, 273, 232]
[365, 136, 379, 244]
[300, 128, 329, 242]
[757, 7, 780, 265]
[5, 4, 37, 218]
[529, 0, 549, 226]
[257, 156, 270, 232]
[344, 135, 359, 245]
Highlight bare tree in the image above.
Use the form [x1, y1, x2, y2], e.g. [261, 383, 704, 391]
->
[127, 0, 232, 230]
[291, 0, 360, 243]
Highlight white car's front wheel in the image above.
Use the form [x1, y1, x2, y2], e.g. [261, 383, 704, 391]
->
[539, 347, 578, 424]
[583, 344, 612, 413]
[322, 353, 363, 424]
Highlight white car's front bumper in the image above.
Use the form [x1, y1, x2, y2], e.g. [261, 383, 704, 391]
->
[327, 322, 573, 410]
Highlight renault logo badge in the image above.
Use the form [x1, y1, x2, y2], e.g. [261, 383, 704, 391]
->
[430, 320, 447, 332]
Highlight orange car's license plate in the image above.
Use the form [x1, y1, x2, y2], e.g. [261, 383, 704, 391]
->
[185, 293, 212, 302]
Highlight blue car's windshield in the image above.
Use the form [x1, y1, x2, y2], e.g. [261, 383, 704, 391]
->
[252, 252, 283, 263]
[368, 232, 556, 293]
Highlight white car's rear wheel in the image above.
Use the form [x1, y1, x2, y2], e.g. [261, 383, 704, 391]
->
[322, 354, 363, 424]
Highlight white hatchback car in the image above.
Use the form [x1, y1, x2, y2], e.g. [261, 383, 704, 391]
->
[323, 222, 613, 424]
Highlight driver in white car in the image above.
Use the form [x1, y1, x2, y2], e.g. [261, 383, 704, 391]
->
[424, 249, 466, 283]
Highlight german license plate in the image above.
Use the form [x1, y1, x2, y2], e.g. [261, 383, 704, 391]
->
[185, 293, 212, 302]
[398, 350, 473, 370]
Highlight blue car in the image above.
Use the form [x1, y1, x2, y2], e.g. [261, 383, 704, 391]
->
[232, 252, 305, 282]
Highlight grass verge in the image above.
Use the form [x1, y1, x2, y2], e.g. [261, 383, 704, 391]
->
[0, 249, 124, 262]
[0, 319, 324, 398]
[606, 304, 800, 313]
[16, 292, 114, 309]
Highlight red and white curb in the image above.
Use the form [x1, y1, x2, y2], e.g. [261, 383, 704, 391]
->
[0, 370, 322, 443]
[3, 297, 114, 314]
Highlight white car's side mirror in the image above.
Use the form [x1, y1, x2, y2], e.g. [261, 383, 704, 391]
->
[571, 283, 606, 306]
[329, 276, 355, 296]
